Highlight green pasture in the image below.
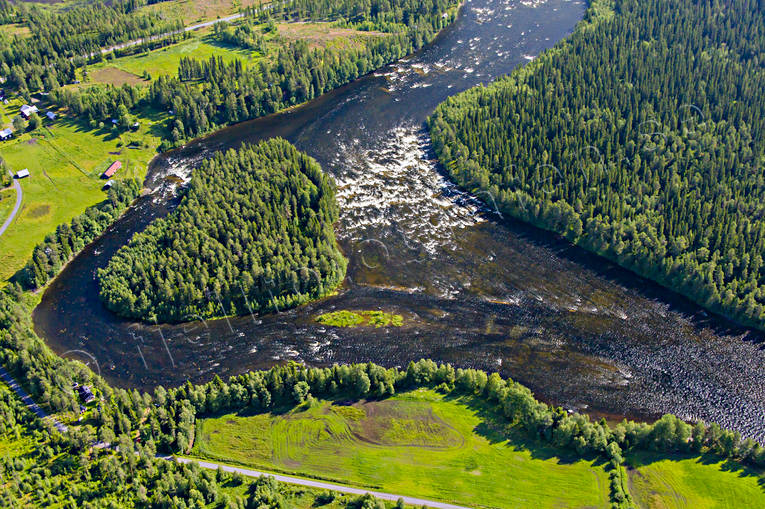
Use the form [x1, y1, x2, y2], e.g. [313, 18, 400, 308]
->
[87, 31, 255, 84]
[192, 389, 612, 508]
[626, 451, 765, 509]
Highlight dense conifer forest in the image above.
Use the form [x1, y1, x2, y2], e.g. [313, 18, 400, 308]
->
[98, 139, 347, 322]
[49, 0, 459, 144]
[429, 0, 765, 329]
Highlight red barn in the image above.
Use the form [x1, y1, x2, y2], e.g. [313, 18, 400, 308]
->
[102, 161, 121, 179]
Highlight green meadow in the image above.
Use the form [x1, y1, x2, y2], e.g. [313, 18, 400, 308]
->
[626, 451, 765, 509]
[0, 99, 165, 281]
[0, 187, 16, 223]
[192, 389, 612, 508]
[87, 32, 254, 83]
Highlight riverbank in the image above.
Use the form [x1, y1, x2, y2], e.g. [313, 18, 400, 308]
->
[428, 0, 765, 333]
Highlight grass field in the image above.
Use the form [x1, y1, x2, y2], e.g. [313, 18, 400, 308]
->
[276, 22, 388, 51]
[0, 22, 31, 38]
[87, 31, 254, 84]
[626, 451, 765, 509]
[0, 99, 165, 281]
[0, 187, 16, 223]
[316, 310, 404, 327]
[192, 389, 612, 508]
[88, 66, 149, 86]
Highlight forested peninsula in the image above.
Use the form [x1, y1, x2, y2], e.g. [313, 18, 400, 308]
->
[98, 139, 347, 322]
[429, 0, 765, 330]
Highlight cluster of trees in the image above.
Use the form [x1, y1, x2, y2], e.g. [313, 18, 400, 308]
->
[98, 139, 347, 322]
[51, 0, 458, 145]
[20, 179, 141, 289]
[0, 157, 10, 187]
[51, 83, 143, 130]
[429, 0, 765, 329]
[212, 20, 267, 53]
[0, 1, 183, 95]
[0, 0, 16, 25]
[261, 0, 457, 33]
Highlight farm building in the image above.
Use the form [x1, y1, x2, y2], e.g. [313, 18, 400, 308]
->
[103, 179, 115, 190]
[76, 384, 96, 404]
[46, 111, 56, 120]
[19, 104, 38, 119]
[102, 161, 121, 178]
[16, 169, 30, 179]
[0, 128, 11, 141]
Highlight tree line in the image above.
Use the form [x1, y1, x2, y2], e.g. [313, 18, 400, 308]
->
[429, 0, 765, 329]
[255, 0, 458, 33]
[98, 139, 347, 323]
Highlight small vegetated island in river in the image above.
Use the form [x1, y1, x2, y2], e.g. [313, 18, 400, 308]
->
[316, 310, 404, 327]
[98, 139, 347, 322]
[429, 0, 765, 330]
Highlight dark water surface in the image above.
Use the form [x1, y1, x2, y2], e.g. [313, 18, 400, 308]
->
[35, 0, 765, 440]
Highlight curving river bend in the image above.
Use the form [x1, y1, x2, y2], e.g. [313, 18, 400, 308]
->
[34, 0, 765, 441]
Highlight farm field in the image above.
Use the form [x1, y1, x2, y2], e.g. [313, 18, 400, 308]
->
[0, 99, 165, 281]
[626, 451, 765, 509]
[192, 389, 612, 508]
[86, 32, 253, 84]
[0, 383, 410, 508]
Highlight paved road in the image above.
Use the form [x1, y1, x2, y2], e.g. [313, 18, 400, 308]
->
[175, 457, 472, 509]
[99, 13, 245, 55]
[98, 1, 283, 56]
[0, 171, 22, 238]
[0, 366, 68, 433]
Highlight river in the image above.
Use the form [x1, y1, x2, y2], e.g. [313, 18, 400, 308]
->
[34, 0, 765, 441]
